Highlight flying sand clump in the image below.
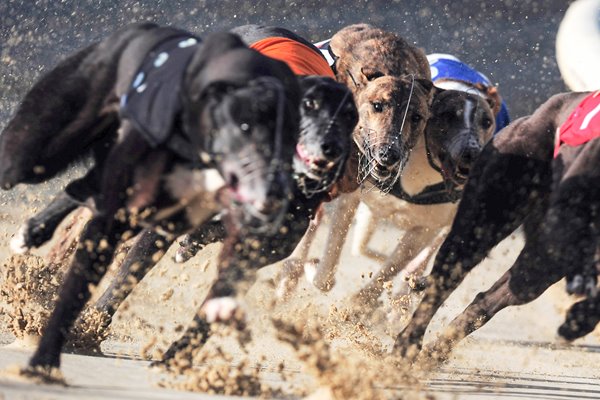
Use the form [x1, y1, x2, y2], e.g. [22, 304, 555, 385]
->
[0, 253, 63, 340]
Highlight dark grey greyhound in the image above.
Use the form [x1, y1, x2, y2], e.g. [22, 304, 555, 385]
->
[0, 22, 301, 374]
[394, 90, 600, 359]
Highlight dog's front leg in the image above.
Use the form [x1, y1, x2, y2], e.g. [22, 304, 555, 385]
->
[159, 238, 256, 365]
[174, 219, 227, 263]
[93, 229, 168, 317]
[27, 214, 121, 371]
[308, 191, 360, 291]
[200, 236, 256, 325]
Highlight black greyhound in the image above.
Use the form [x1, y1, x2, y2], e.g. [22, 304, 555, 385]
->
[6, 25, 356, 360]
[394, 91, 600, 359]
[0, 22, 301, 373]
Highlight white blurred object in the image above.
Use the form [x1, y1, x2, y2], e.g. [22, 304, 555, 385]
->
[556, 0, 600, 91]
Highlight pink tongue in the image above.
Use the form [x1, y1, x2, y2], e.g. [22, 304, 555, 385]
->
[296, 143, 312, 164]
[230, 187, 250, 203]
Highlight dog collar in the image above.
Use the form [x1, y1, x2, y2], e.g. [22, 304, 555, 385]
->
[389, 180, 462, 205]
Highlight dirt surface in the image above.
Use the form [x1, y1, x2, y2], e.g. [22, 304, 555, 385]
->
[1, 197, 600, 399]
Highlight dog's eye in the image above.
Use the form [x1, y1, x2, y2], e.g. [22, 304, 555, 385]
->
[240, 122, 251, 133]
[372, 102, 383, 112]
[303, 98, 319, 110]
[481, 117, 493, 130]
[411, 113, 423, 124]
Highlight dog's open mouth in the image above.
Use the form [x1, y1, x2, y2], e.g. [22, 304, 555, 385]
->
[294, 143, 339, 180]
[439, 156, 469, 186]
[372, 163, 393, 181]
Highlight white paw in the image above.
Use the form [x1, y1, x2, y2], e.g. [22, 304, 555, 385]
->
[173, 251, 187, 264]
[303, 259, 319, 285]
[10, 225, 30, 254]
[202, 297, 239, 323]
[585, 280, 598, 298]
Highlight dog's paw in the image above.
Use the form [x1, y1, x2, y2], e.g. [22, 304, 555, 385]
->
[408, 275, 429, 292]
[275, 259, 305, 300]
[585, 278, 598, 298]
[10, 220, 54, 254]
[173, 245, 195, 264]
[10, 225, 31, 254]
[566, 274, 585, 295]
[305, 259, 336, 292]
[202, 297, 241, 323]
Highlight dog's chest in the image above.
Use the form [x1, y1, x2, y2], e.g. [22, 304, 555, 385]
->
[400, 136, 447, 195]
[160, 166, 226, 227]
[360, 183, 456, 229]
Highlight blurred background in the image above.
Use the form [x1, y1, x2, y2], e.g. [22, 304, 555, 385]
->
[0, 0, 575, 125]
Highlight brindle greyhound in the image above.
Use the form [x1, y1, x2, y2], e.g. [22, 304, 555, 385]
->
[329, 55, 508, 310]
[394, 91, 600, 360]
[347, 88, 497, 311]
[0, 23, 301, 373]
[268, 24, 435, 292]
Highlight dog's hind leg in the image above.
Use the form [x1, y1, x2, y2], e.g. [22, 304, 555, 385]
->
[11, 192, 81, 254]
[0, 44, 100, 188]
[27, 214, 127, 370]
[27, 126, 151, 370]
[10, 164, 103, 253]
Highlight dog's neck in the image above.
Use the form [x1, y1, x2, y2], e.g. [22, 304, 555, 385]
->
[399, 134, 444, 196]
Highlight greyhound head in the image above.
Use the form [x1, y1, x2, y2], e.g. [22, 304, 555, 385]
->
[425, 88, 495, 186]
[185, 34, 301, 233]
[328, 24, 434, 192]
[198, 77, 299, 232]
[353, 75, 433, 191]
[293, 76, 358, 197]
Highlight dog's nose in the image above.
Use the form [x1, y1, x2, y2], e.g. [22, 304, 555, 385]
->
[457, 144, 481, 169]
[377, 148, 400, 167]
[322, 141, 342, 160]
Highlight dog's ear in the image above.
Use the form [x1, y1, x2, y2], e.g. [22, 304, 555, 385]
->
[360, 67, 385, 82]
[414, 78, 435, 105]
[185, 32, 247, 99]
[415, 78, 434, 95]
[485, 86, 502, 116]
[200, 80, 237, 103]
